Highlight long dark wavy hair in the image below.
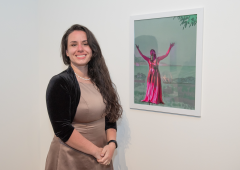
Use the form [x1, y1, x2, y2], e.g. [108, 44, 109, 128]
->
[61, 24, 122, 122]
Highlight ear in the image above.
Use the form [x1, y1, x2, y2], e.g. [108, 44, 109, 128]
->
[66, 50, 69, 57]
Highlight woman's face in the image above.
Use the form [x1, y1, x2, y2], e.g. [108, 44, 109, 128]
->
[150, 50, 156, 61]
[150, 50, 156, 57]
[66, 30, 92, 66]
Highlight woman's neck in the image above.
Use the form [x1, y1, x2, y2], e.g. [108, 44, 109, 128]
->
[71, 63, 89, 79]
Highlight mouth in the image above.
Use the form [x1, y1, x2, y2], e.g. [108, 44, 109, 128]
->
[76, 55, 86, 59]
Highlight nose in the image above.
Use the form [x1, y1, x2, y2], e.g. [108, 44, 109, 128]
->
[77, 44, 84, 52]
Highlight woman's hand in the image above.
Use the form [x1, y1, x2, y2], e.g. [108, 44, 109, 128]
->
[170, 43, 175, 49]
[93, 147, 103, 160]
[135, 44, 139, 49]
[97, 143, 116, 165]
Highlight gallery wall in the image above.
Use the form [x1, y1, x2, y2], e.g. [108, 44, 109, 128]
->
[1, 0, 240, 170]
[0, 1, 40, 170]
[38, 1, 240, 170]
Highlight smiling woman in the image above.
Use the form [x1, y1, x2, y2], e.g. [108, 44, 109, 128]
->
[66, 30, 92, 67]
[45, 24, 122, 170]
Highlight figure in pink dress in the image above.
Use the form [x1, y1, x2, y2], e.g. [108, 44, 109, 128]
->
[136, 43, 175, 104]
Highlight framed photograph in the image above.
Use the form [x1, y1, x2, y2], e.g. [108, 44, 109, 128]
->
[130, 8, 203, 116]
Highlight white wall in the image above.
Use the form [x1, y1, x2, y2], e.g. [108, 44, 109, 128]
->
[38, 0, 240, 170]
[1, 0, 240, 170]
[0, 1, 40, 170]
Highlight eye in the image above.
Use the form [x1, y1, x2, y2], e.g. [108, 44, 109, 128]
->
[83, 43, 88, 46]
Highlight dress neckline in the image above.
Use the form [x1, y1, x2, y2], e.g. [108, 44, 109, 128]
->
[78, 81, 94, 85]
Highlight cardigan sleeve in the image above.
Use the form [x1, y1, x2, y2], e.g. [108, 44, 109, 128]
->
[105, 116, 117, 131]
[46, 75, 74, 142]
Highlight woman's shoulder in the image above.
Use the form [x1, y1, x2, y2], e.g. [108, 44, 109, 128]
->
[46, 66, 80, 110]
[48, 69, 68, 86]
[47, 67, 79, 95]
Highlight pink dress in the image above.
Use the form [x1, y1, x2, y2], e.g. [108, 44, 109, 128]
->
[136, 45, 173, 105]
[141, 58, 164, 104]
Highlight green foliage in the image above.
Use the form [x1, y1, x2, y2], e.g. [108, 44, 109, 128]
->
[134, 82, 142, 88]
[174, 14, 197, 29]
[134, 73, 146, 80]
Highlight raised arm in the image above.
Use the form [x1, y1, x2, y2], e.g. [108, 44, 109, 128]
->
[46, 75, 103, 160]
[157, 43, 175, 63]
[136, 44, 149, 62]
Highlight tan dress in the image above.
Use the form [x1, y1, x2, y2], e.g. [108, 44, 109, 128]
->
[45, 81, 113, 170]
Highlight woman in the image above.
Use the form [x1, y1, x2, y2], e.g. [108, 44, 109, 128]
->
[45, 24, 122, 170]
[136, 43, 174, 104]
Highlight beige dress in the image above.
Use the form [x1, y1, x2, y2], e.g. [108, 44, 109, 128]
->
[45, 81, 113, 170]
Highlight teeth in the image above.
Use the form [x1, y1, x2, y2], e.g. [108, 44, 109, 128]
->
[77, 55, 85, 57]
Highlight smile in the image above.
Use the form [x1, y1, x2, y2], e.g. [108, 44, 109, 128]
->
[76, 55, 86, 59]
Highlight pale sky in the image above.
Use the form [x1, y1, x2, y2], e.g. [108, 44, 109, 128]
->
[134, 16, 197, 66]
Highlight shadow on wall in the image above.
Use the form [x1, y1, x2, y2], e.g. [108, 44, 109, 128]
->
[112, 111, 130, 170]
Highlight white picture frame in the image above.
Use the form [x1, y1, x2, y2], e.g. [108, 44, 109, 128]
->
[129, 8, 204, 117]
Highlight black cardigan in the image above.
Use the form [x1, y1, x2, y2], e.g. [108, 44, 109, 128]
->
[46, 66, 116, 142]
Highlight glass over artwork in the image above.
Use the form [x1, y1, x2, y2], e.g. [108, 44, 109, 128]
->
[134, 14, 197, 110]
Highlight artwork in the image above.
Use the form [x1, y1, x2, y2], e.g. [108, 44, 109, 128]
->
[130, 8, 203, 116]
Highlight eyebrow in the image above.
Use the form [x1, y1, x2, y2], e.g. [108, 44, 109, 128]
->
[70, 40, 88, 43]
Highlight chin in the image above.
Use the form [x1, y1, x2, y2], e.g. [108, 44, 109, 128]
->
[71, 61, 88, 67]
[77, 62, 88, 66]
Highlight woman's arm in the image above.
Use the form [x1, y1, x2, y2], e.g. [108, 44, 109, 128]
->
[66, 129, 103, 159]
[46, 75, 102, 159]
[157, 43, 175, 63]
[136, 44, 149, 62]
[97, 128, 117, 165]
